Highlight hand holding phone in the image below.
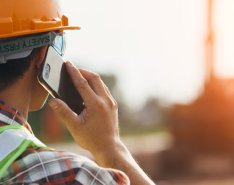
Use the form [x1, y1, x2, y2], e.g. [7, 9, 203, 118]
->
[38, 46, 84, 114]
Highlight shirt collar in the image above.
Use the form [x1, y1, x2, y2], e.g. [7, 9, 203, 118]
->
[0, 100, 32, 132]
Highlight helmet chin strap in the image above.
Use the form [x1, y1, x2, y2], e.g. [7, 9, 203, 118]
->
[0, 56, 6, 64]
[0, 50, 33, 64]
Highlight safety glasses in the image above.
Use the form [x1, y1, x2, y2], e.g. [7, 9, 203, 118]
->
[0, 31, 66, 64]
[51, 31, 66, 56]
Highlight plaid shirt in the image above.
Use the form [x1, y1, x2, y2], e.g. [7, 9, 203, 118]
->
[0, 101, 129, 185]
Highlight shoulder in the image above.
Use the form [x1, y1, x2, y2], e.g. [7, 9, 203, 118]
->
[1, 148, 129, 185]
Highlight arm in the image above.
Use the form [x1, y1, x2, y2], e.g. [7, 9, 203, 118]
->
[49, 62, 155, 185]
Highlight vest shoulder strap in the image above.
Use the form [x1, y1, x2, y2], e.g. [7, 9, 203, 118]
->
[0, 124, 48, 179]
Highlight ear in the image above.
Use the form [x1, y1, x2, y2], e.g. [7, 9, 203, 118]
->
[36, 46, 48, 69]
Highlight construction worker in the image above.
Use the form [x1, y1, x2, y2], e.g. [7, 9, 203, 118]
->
[0, 0, 155, 184]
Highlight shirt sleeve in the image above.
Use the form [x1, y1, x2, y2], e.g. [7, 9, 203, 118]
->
[2, 149, 130, 185]
[75, 159, 130, 185]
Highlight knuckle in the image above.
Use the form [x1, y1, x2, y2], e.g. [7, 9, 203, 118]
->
[59, 105, 69, 115]
[113, 100, 118, 110]
[55, 106, 69, 118]
[94, 97, 118, 112]
[96, 100, 105, 110]
[54, 103, 64, 113]
[106, 98, 118, 110]
[79, 78, 89, 88]
[91, 73, 101, 80]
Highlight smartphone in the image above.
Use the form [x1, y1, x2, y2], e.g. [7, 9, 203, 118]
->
[38, 46, 84, 114]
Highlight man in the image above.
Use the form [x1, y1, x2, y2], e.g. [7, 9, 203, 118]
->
[0, 0, 155, 184]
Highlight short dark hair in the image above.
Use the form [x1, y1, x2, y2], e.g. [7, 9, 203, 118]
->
[0, 48, 40, 91]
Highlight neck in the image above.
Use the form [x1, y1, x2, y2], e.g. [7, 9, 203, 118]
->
[0, 85, 31, 120]
[0, 66, 36, 120]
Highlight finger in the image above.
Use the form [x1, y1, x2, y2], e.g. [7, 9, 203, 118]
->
[66, 62, 97, 106]
[79, 69, 108, 97]
[49, 98, 81, 131]
[103, 83, 118, 108]
[103, 82, 112, 96]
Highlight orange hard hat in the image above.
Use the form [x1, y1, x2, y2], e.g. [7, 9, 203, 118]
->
[0, 0, 80, 39]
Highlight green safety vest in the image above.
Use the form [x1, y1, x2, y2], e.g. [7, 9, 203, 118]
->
[0, 124, 48, 179]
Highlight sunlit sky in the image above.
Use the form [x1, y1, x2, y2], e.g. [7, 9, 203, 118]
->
[60, 0, 234, 108]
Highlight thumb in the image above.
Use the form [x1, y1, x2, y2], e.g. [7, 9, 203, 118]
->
[49, 98, 80, 130]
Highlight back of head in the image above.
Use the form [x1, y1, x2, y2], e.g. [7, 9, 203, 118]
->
[0, 49, 40, 91]
[0, 0, 80, 91]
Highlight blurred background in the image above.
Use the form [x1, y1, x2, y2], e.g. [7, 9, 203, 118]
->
[29, 0, 234, 184]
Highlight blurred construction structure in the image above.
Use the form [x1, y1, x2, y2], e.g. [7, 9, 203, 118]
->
[170, 0, 234, 154]
[159, 0, 234, 181]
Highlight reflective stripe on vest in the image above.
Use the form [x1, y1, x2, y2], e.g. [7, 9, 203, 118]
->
[0, 124, 48, 179]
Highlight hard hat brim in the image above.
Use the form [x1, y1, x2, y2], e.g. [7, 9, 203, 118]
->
[0, 26, 81, 39]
